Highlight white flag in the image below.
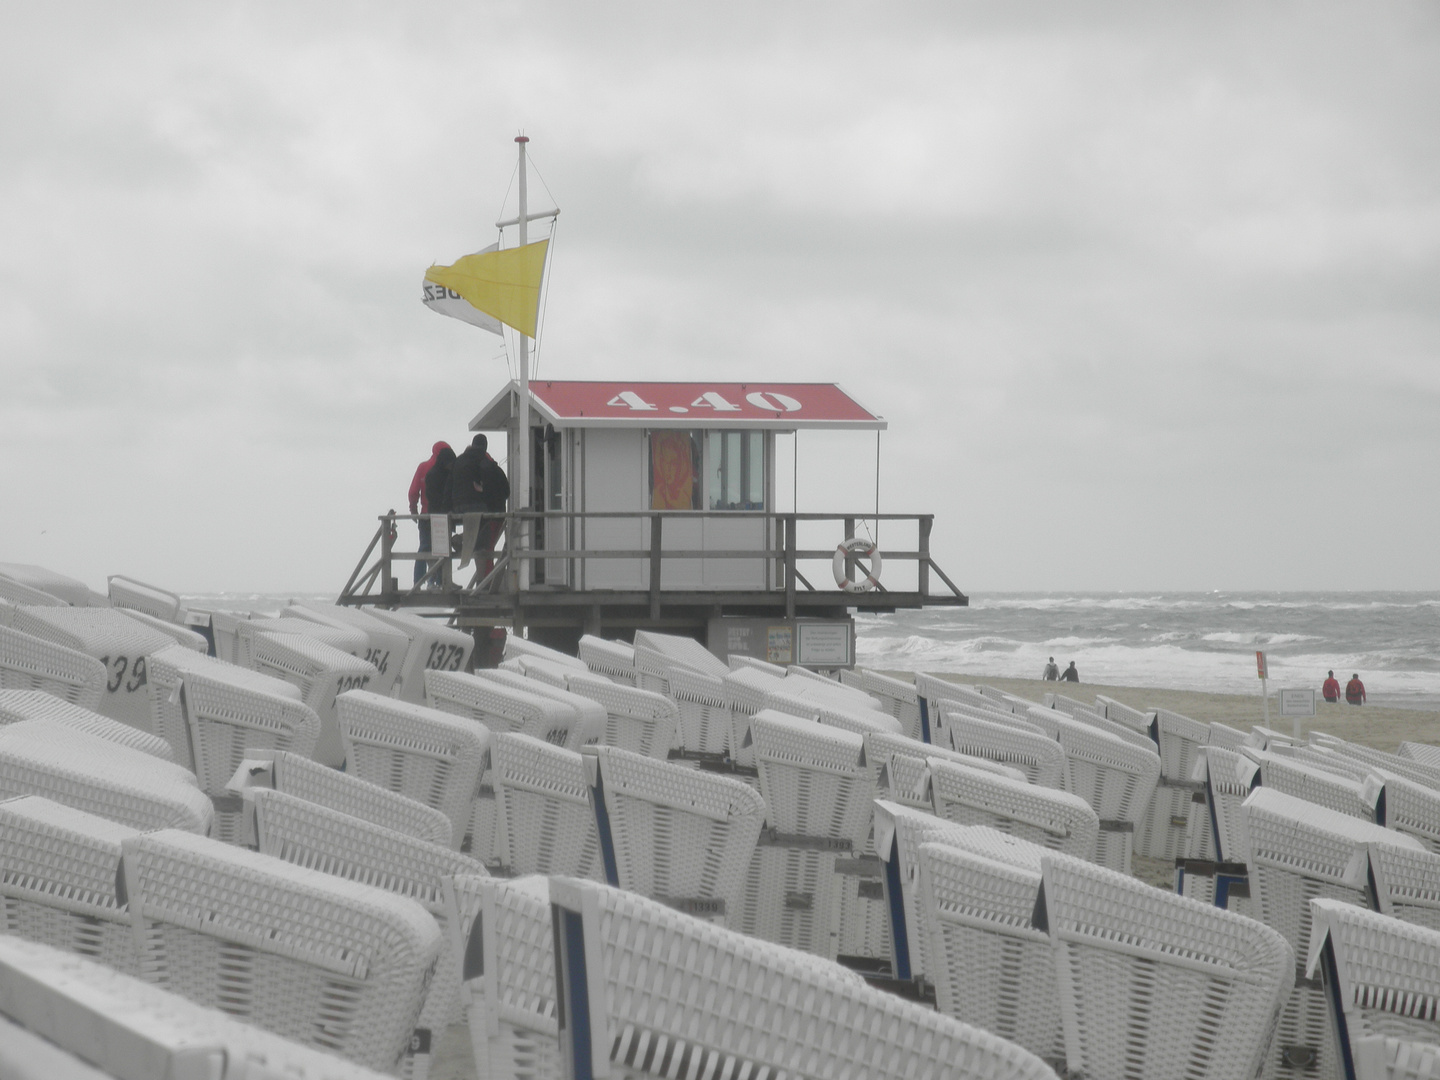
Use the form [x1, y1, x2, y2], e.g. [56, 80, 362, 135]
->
[422, 243, 503, 335]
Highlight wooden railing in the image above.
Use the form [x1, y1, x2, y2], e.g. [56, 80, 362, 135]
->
[339, 509, 966, 616]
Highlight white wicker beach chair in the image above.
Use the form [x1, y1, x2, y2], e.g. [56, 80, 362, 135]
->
[425, 668, 595, 863]
[1044, 711, 1161, 875]
[0, 795, 139, 975]
[1247, 747, 1385, 821]
[927, 757, 1100, 860]
[1312, 734, 1440, 791]
[0, 720, 210, 833]
[489, 732, 602, 880]
[558, 669, 678, 759]
[727, 653, 788, 676]
[1251, 725, 1301, 752]
[1354, 1036, 1440, 1080]
[865, 728, 1029, 807]
[0, 688, 174, 761]
[7, 606, 174, 731]
[715, 664, 784, 766]
[145, 644, 316, 787]
[1177, 744, 1256, 914]
[117, 607, 210, 653]
[228, 747, 452, 846]
[284, 603, 413, 697]
[1027, 704, 1156, 753]
[937, 709, 1069, 788]
[248, 631, 377, 768]
[577, 634, 639, 686]
[1207, 720, 1251, 751]
[366, 608, 474, 705]
[0, 564, 106, 607]
[106, 575, 185, 623]
[1041, 691, 1093, 717]
[119, 827, 443, 1072]
[1091, 693, 1155, 734]
[945, 697, 1050, 735]
[337, 688, 490, 851]
[501, 635, 586, 670]
[244, 786, 480, 1076]
[841, 667, 925, 742]
[663, 665, 730, 757]
[779, 668, 892, 715]
[872, 798, 986, 985]
[0, 935, 399, 1080]
[444, 873, 561, 1080]
[0, 573, 67, 607]
[915, 836, 1066, 1068]
[235, 616, 369, 669]
[547, 875, 1059, 1080]
[1243, 787, 1427, 1078]
[480, 669, 608, 744]
[1040, 853, 1295, 1080]
[582, 744, 766, 927]
[735, 711, 876, 958]
[1366, 842, 1440, 932]
[631, 629, 729, 677]
[763, 686, 903, 741]
[1307, 898, 1440, 1080]
[1402, 744, 1440, 771]
[976, 684, 1038, 715]
[1129, 705, 1212, 861]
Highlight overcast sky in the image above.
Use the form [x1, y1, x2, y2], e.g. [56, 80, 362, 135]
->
[2, 4, 1437, 594]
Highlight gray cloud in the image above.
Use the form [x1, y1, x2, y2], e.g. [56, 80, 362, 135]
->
[1, 3, 1437, 592]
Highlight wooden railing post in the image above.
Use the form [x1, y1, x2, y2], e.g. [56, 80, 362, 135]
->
[649, 513, 663, 620]
[381, 512, 396, 596]
[784, 515, 796, 618]
[918, 515, 932, 596]
[843, 517, 855, 587]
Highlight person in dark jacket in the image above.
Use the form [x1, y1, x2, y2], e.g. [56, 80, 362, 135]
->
[450, 434, 510, 574]
[418, 446, 456, 588]
[1060, 661, 1079, 683]
[407, 441, 450, 585]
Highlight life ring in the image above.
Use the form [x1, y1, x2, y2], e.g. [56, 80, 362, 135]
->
[833, 537, 882, 593]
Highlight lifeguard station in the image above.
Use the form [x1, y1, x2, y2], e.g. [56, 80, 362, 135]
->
[338, 375, 966, 660]
[338, 137, 965, 662]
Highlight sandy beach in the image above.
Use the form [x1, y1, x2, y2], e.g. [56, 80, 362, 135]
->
[909, 672, 1440, 753]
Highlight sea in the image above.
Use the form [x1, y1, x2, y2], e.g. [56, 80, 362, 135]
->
[855, 592, 1440, 711]
[183, 590, 1440, 712]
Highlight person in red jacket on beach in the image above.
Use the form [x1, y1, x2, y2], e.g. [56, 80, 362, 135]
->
[1322, 670, 1342, 703]
[408, 441, 451, 585]
[1345, 674, 1366, 706]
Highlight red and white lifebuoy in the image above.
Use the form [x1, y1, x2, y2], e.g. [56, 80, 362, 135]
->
[833, 537, 883, 593]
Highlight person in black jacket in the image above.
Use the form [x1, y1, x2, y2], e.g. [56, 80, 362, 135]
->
[450, 434, 510, 574]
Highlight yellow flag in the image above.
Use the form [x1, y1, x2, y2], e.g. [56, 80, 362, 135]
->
[424, 238, 550, 338]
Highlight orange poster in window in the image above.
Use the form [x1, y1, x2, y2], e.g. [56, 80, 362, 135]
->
[651, 432, 695, 510]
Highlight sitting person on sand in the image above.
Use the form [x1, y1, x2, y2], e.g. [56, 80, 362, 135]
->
[1345, 673, 1366, 706]
[1322, 670, 1341, 703]
[1060, 661, 1079, 683]
[1042, 656, 1060, 681]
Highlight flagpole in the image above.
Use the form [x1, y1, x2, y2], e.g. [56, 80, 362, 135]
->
[515, 134, 531, 592]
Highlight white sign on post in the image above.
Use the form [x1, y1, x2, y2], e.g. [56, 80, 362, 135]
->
[1279, 687, 1314, 740]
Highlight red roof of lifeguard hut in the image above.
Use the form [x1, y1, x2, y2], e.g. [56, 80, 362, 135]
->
[470, 381, 885, 431]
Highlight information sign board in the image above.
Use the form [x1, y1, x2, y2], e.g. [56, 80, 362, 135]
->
[1278, 688, 1316, 718]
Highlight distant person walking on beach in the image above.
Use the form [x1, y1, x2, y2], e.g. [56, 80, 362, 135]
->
[1042, 657, 1060, 681]
[450, 434, 511, 575]
[1346, 673, 1366, 706]
[1322, 670, 1342, 703]
[407, 441, 451, 586]
[1060, 661, 1079, 683]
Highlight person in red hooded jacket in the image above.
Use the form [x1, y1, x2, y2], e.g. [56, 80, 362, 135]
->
[1345, 674, 1366, 706]
[1322, 670, 1341, 703]
[408, 441, 451, 585]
